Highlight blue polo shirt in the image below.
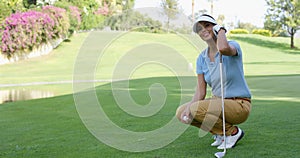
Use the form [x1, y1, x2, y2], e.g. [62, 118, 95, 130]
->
[196, 41, 251, 98]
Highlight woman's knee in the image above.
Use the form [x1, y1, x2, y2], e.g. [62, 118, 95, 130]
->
[190, 100, 210, 115]
[189, 103, 207, 120]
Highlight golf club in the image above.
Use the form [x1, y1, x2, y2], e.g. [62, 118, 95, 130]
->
[214, 54, 226, 158]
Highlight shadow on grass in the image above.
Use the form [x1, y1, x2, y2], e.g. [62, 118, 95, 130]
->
[229, 35, 300, 55]
[94, 76, 197, 131]
[77, 75, 300, 157]
[92, 74, 300, 132]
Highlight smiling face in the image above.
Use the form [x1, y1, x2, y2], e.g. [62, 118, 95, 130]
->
[196, 21, 215, 41]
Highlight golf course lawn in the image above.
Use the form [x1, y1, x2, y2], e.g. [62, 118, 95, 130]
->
[0, 31, 300, 157]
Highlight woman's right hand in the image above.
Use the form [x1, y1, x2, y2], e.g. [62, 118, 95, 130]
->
[180, 104, 192, 124]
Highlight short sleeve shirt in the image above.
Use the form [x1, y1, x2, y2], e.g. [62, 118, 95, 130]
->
[196, 41, 251, 98]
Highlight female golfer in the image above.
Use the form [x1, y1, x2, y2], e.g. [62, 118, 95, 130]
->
[176, 14, 251, 149]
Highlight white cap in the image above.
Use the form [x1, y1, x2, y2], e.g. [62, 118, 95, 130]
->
[193, 14, 217, 33]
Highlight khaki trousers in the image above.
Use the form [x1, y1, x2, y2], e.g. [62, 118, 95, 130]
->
[176, 98, 251, 136]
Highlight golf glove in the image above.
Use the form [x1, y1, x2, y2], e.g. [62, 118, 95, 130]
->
[213, 25, 227, 37]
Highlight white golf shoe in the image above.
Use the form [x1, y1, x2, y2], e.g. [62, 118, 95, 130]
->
[217, 127, 244, 149]
[211, 135, 223, 146]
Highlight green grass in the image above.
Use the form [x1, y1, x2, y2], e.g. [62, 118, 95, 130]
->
[1, 32, 300, 157]
[1, 75, 300, 157]
[0, 33, 89, 84]
[1, 32, 300, 85]
[228, 34, 300, 76]
[229, 34, 300, 54]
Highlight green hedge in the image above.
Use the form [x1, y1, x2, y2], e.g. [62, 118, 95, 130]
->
[252, 29, 272, 37]
[229, 29, 249, 34]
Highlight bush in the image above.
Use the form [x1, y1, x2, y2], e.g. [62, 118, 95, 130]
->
[273, 30, 289, 37]
[0, 5, 71, 57]
[42, 5, 70, 38]
[229, 29, 249, 34]
[65, 0, 105, 30]
[68, 6, 81, 33]
[252, 29, 272, 37]
[0, 11, 55, 57]
[95, 2, 110, 16]
[54, 1, 81, 35]
[80, 13, 105, 30]
[0, 2, 12, 23]
[0, 0, 26, 14]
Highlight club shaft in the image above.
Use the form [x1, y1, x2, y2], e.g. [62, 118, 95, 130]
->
[219, 55, 226, 154]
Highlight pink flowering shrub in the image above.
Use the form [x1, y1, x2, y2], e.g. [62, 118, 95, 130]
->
[95, 3, 110, 16]
[0, 5, 71, 57]
[0, 11, 55, 57]
[42, 5, 69, 39]
[68, 6, 81, 33]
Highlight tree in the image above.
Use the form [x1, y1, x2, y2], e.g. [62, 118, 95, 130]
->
[216, 14, 225, 25]
[189, 9, 208, 22]
[265, 0, 300, 48]
[160, 0, 180, 32]
[104, 10, 162, 31]
[118, 0, 134, 10]
[1, 0, 24, 13]
[238, 22, 259, 32]
[23, 0, 37, 9]
[207, 0, 218, 16]
[192, 0, 195, 23]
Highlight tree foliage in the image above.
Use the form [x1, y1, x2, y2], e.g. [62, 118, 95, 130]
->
[1, 0, 25, 13]
[160, 0, 180, 32]
[237, 22, 259, 33]
[0, 0, 26, 23]
[23, 0, 37, 9]
[188, 9, 208, 22]
[265, 0, 300, 48]
[207, 0, 218, 15]
[104, 10, 162, 32]
[100, 0, 134, 14]
[55, 0, 106, 30]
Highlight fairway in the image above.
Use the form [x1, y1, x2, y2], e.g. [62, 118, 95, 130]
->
[0, 31, 300, 157]
[1, 75, 300, 157]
